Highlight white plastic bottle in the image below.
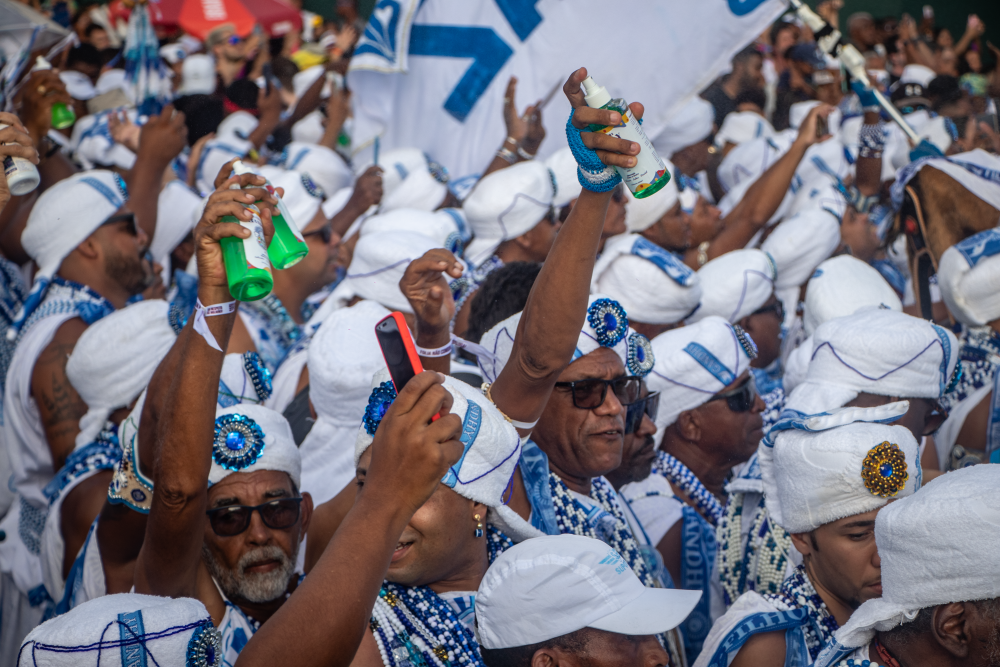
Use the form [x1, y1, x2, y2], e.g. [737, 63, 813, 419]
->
[582, 76, 670, 199]
[0, 124, 40, 196]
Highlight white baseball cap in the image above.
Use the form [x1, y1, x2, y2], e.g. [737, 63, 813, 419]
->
[476, 535, 701, 649]
[178, 54, 216, 96]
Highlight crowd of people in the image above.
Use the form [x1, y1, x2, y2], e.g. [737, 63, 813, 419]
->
[0, 0, 998, 665]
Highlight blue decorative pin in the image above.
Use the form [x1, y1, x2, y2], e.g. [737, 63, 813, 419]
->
[364, 381, 398, 436]
[627, 333, 655, 377]
[213, 414, 266, 471]
[587, 298, 629, 348]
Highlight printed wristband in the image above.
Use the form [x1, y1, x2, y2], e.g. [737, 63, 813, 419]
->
[193, 298, 237, 352]
[415, 341, 453, 358]
[566, 109, 621, 193]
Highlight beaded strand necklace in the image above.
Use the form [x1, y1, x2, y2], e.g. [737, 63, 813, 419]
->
[486, 524, 513, 564]
[763, 565, 839, 660]
[651, 451, 724, 526]
[717, 493, 794, 606]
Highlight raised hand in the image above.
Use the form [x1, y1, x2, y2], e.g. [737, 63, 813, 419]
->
[18, 70, 73, 143]
[400, 249, 464, 337]
[502, 76, 530, 145]
[564, 67, 642, 169]
[136, 104, 188, 164]
[520, 102, 545, 157]
[348, 165, 383, 211]
[794, 103, 835, 148]
[108, 110, 141, 152]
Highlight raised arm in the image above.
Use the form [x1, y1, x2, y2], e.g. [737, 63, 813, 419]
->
[127, 105, 189, 240]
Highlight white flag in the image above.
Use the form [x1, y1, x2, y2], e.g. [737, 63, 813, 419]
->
[349, 0, 787, 193]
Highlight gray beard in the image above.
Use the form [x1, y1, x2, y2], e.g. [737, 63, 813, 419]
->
[203, 543, 298, 604]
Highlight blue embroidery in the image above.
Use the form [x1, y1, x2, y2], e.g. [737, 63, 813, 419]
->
[118, 610, 148, 667]
[441, 401, 483, 487]
[704, 609, 810, 667]
[955, 228, 1000, 267]
[630, 237, 695, 285]
[684, 342, 736, 386]
[679, 505, 716, 658]
[519, 440, 559, 535]
[354, 0, 403, 63]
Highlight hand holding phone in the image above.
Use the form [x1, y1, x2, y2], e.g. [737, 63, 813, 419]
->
[376, 312, 441, 421]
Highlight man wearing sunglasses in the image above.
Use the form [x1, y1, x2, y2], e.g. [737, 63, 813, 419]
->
[207, 23, 249, 87]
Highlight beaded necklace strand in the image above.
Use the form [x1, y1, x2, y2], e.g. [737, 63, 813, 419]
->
[716, 493, 793, 607]
[486, 524, 513, 564]
[763, 565, 839, 661]
[652, 451, 724, 526]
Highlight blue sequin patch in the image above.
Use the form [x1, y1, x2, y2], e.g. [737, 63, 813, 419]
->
[212, 414, 266, 472]
[364, 381, 398, 436]
[587, 298, 629, 348]
[627, 332, 655, 377]
[242, 351, 273, 401]
[186, 621, 222, 667]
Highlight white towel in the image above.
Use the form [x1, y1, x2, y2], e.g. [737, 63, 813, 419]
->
[687, 249, 776, 324]
[760, 209, 841, 290]
[937, 227, 1000, 326]
[803, 255, 903, 336]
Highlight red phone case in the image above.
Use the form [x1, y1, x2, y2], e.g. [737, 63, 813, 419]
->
[378, 312, 424, 390]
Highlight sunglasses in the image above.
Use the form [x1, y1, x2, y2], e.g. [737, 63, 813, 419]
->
[226, 35, 244, 46]
[706, 376, 758, 413]
[625, 391, 660, 435]
[922, 399, 949, 436]
[205, 497, 303, 537]
[303, 222, 334, 244]
[102, 212, 137, 236]
[752, 300, 785, 321]
[554, 376, 642, 410]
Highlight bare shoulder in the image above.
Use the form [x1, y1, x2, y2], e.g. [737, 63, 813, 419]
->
[728, 630, 788, 667]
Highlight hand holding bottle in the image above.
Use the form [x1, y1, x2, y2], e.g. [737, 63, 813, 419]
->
[563, 68, 642, 171]
[18, 70, 73, 144]
[0, 112, 40, 207]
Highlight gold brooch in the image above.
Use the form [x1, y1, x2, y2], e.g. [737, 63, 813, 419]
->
[433, 646, 449, 661]
[861, 441, 908, 498]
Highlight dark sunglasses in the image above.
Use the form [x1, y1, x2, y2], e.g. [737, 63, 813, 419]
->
[706, 376, 757, 413]
[226, 34, 244, 46]
[554, 376, 642, 410]
[205, 497, 303, 537]
[625, 391, 660, 435]
[922, 399, 949, 437]
[102, 212, 137, 236]
[752, 300, 785, 321]
[302, 222, 334, 244]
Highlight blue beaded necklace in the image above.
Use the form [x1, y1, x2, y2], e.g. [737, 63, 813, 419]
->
[763, 565, 839, 660]
[651, 451, 724, 526]
[486, 524, 513, 564]
[717, 493, 793, 607]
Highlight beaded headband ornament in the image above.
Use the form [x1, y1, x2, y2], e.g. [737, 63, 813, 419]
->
[242, 352, 273, 402]
[587, 297, 629, 348]
[627, 332, 655, 377]
[733, 324, 759, 360]
[364, 381, 398, 436]
[212, 414, 266, 472]
[860, 441, 908, 498]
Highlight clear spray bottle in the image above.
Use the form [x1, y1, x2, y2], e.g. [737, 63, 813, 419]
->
[231, 161, 309, 269]
[219, 173, 274, 301]
[582, 76, 670, 199]
[31, 57, 77, 130]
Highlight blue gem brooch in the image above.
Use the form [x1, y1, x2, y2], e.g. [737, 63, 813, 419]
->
[861, 441, 908, 497]
[733, 324, 758, 360]
[587, 298, 629, 348]
[213, 414, 266, 472]
[242, 352, 273, 401]
[627, 333, 655, 377]
[186, 621, 222, 667]
[364, 381, 398, 436]
[301, 174, 326, 200]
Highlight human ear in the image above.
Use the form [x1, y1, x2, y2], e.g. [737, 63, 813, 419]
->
[677, 409, 701, 442]
[790, 531, 815, 558]
[932, 602, 971, 659]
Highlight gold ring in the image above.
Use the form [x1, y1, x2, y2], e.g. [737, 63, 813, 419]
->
[37, 85, 47, 95]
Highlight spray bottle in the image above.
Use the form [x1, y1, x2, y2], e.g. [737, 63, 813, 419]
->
[31, 57, 77, 130]
[219, 176, 274, 301]
[231, 161, 309, 269]
[581, 76, 670, 199]
[0, 124, 40, 196]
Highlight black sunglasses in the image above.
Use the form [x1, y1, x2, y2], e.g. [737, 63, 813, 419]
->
[554, 376, 642, 410]
[102, 212, 137, 236]
[205, 497, 303, 537]
[752, 300, 785, 321]
[625, 391, 660, 435]
[303, 222, 334, 244]
[706, 376, 757, 413]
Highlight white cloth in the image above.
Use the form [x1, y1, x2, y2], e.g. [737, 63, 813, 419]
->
[646, 315, 755, 435]
[357, 147, 447, 214]
[150, 180, 203, 268]
[937, 227, 1000, 326]
[300, 300, 390, 506]
[898, 149, 1000, 213]
[623, 161, 679, 233]
[782, 335, 813, 395]
[280, 142, 354, 199]
[692, 590, 782, 667]
[803, 255, 903, 336]
[899, 63, 936, 87]
[71, 111, 138, 171]
[1, 572, 44, 667]
[713, 110, 774, 149]
[41, 482, 107, 608]
[832, 465, 1000, 649]
[619, 474, 684, 545]
[760, 405, 920, 534]
[290, 110, 325, 145]
[270, 169, 324, 230]
[716, 129, 796, 194]
[463, 161, 555, 266]
[652, 96, 715, 158]
[360, 209, 465, 254]
[196, 135, 252, 195]
[760, 209, 841, 290]
[177, 54, 215, 95]
[353, 370, 521, 509]
[66, 300, 175, 448]
[592, 234, 701, 325]
[208, 404, 301, 488]
[687, 249, 776, 324]
[59, 71, 96, 101]
[788, 101, 842, 134]
[545, 147, 582, 208]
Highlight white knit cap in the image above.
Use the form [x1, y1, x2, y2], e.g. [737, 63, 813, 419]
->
[18, 593, 218, 667]
[281, 142, 354, 197]
[716, 130, 796, 194]
[270, 169, 325, 230]
[545, 147, 583, 208]
[760, 209, 841, 290]
[833, 465, 1000, 649]
[760, 406, 920, 534]
[463, 161, 555, 266]
[592, 234, 701, 325]
[687, 249, 776, 324]
[937, 228, 1000, 326]
[66, 300, 176, 449]
[652, 96, 715, 157]
[353, 369, 521, 508]
[208, 404, 301, 488]
[803, 255, 903, 336]
[300, 300, 390, 505]
[713, 111, 775, 149]
[151, 180, 203, 267]
[784, 308, 960, 416]
[646, 316, 757, 432]
[623, 160, 679, 233]
[360, 209, 465, 256]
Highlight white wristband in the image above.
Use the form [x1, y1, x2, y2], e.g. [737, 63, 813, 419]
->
[193, 298, 237, 352]
[415, 341, 453, 358]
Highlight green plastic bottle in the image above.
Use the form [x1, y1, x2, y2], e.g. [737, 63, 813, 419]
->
[32, 57, 77, 130]
[220, 200, 273, 301]
[232, 161, 309, 269]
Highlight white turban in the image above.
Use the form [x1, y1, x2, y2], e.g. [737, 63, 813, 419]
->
[196, 136, 252, 195]
[281, 142, 354, 197]
[714, 111, 775, 149]
[300, 300, 391, 505]
[60, 70, 96, 101]
[646, 316, 757, 434]
[937, 228, 1000, 326]
[218, 110, 258, 142]
[208, 403, 301, 488]
[623, 160, 679, 233]
[358, 147, 447, 215]
[150, 180, 203, 268]
[592, 234, 701, 325]
[717, 130, 796, 194]
[760, 209, 841, 290]
[788, 101, 843, 135]
[545, 147, 583, 208]
[353, 370, 521, 510]
[834, 465, 1000, 649]
[652, 97, 715, 157]
[270, 169, 325, 230]
[785, 308, 960, 416]
[789, 179, 848, 221]
[18, 593, 216, 667]
[361, 209, 466, 256]
[804, 255, 903, 336]
[66, 300, 176, 448]
[899, 63, 936, 87]
[760, 405, 920, 534]
[782, 335, 813, 395]
[687, 249, 776, 324]
[463, 161, 555, 266]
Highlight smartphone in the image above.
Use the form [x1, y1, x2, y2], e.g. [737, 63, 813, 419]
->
[816, 115, 829, 139]
[375, 312, 424, 393]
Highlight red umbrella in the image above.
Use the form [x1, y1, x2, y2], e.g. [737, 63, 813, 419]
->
[149, 0, 300, 40]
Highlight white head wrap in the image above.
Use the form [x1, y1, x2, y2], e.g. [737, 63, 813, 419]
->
[545, 147, 583, 208]
[66, 300, 176, 448]
[899, 63, 936, 87]
[646, 316, 757, 434]
[937, 228, 1000, 326]
[716, 130, 796, 194]
[622, 160, 680, 233]
[592, 234, 701, 325]
[783, 335, 813, 395]
[177, 53, 215, 95]
[760, 209, 841, 290]
[196, 136, 252, 194]
[361, 148, 447, 214]
[281, 142, 354, 197]
[299, 300, 391, 505]
[209, 403, 301, 488]
[218, 111, 258, 142]
[18, 593, 217, 667]
[804, 255, 903, 336]
[60, 70, 96, 101]
[463, 161, 556, 266]
[270, 169, 325, 230]
[833, 465, 1000, 649]
[760, 405, 920, 534]
[150, 180, 203, 268]
[360, 209, 466, 256]
[714, 111, 775, 149]
[789, 179, 849, 221]
[95, 69, 130, 97]
[716, 172, 795, 224]
[687, 249, 776, 324]
[784, 308, 960, 416]
[788, 101, 843, 134]
[291, 65, 327, 100]
[652, 97, 715, 157]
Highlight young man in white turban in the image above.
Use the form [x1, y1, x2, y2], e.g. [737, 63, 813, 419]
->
[697, 406, 921, 667]
[814, 464, 1000, 667]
